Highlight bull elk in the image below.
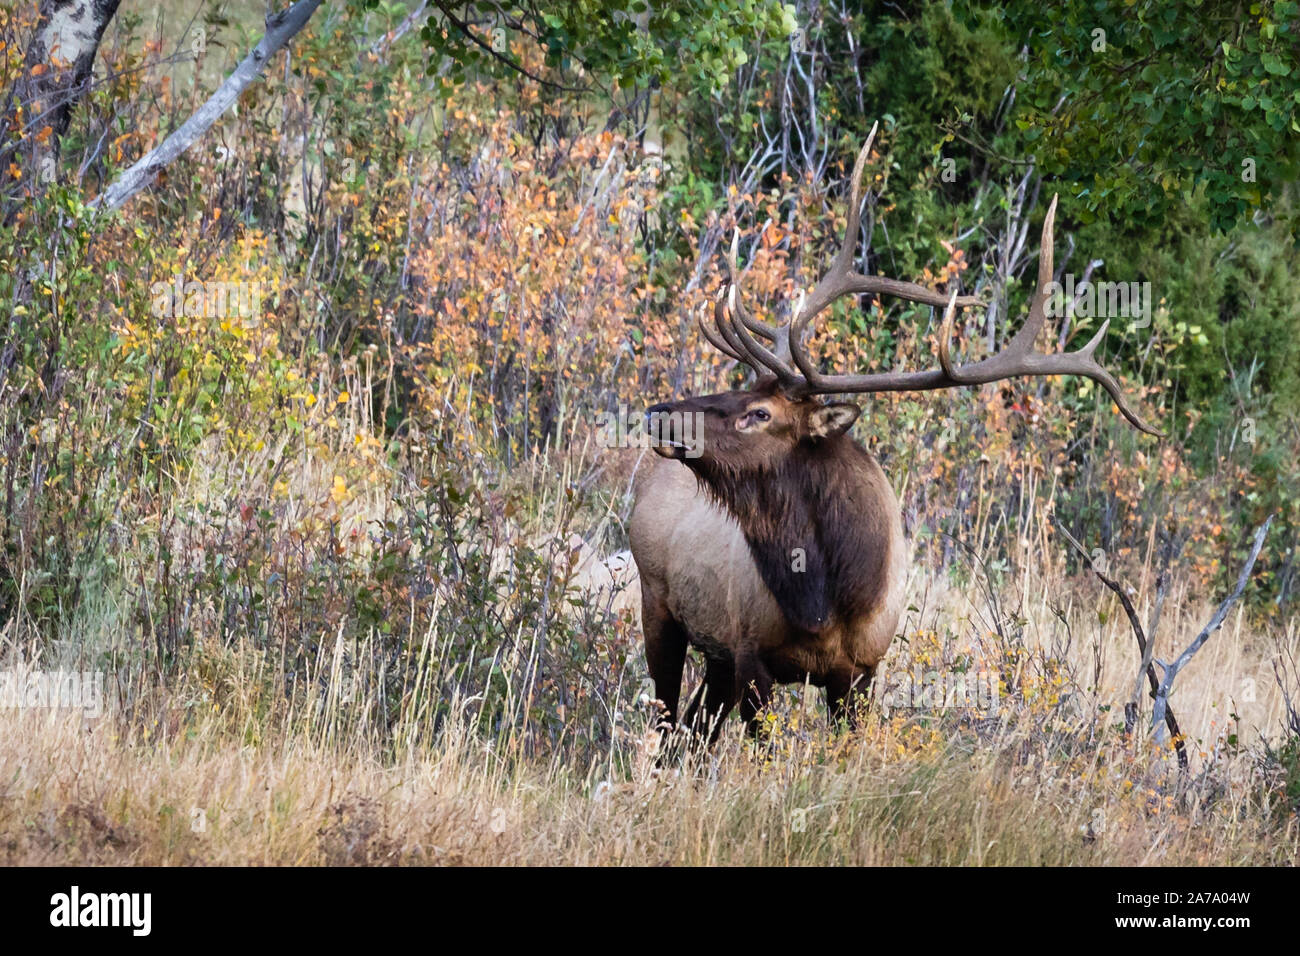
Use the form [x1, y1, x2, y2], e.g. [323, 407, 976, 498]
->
[629, 124, 1159, 746]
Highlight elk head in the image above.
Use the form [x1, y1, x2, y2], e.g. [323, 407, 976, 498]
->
[646, 378, 858, 467]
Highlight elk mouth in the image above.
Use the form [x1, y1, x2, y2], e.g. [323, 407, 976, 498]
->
[645, 404, 701, 460]
[651, 438, 689, 459]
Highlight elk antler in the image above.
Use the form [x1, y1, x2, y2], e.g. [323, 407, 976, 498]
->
[705, 122, 1162, 436]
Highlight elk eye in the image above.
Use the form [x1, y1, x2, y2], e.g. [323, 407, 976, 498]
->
[751, 409, 770, 422]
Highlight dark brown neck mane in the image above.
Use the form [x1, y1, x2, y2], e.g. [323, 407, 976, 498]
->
[689, 435, 888, 634]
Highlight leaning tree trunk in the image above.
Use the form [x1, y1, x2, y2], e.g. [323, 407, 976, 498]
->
[2, 0, 121, 198]
[92, 0, 324, 212]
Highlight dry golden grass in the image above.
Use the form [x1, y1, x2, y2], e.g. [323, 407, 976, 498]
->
[2, 554, 1296, 866]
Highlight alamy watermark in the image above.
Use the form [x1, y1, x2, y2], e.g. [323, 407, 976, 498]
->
[596, 403, 704, 458]
[1044, 273, 1151, 329]
[150, 273, 263, 320]
[50, 886, 150, 936]
[0, 669, 103, 718]
[875, 666, 1000, 713]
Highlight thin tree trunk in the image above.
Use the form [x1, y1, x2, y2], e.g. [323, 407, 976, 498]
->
[2, 0, 121, 200]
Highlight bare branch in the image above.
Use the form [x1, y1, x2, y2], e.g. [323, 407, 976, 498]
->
[1151, 517, 1273, 743]
[1055, 519, 1188, 767]
[91, 0, 324, 212]
[370, 0, 430, 57]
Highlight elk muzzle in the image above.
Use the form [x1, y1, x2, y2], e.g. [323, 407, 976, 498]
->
[645, 403, 703, 459]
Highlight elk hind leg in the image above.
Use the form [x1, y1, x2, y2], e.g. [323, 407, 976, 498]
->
[736, 654, 774, 740]
[827, 666, 875, 729]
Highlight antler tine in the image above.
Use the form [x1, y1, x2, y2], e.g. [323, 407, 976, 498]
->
[723, 286, 804, 386]
[723, 228, 787, 346]
[786, 121, 878, 382]
[937, 288, 962, 381]
[1003, 193, 1057, 358]
[715, 225, 806, 384]
[702, 281, 797, 384]
[711, 288, 754, 362]
[836, 122, 876, 274]
[1067, 320, 1161, 435]
[699, 298, 744, 362]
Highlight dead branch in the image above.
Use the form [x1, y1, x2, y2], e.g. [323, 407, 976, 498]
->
[1054, 517, 1188, 769]
[1128, 523, 1185, 729]
[1151, 516, 1273, 743]
[369, 0, 430, 58]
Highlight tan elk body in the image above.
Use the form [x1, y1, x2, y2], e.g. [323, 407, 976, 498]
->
[629, 124, 1158, 744]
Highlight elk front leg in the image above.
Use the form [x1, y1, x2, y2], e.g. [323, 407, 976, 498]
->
[642, 590, 689, 736]
[827, 666, 875, 728]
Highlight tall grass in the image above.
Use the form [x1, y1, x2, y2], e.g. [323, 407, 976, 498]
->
[2, 408, 1297, 864]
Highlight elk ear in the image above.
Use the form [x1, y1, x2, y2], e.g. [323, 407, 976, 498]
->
[809, 402, 860, 440]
